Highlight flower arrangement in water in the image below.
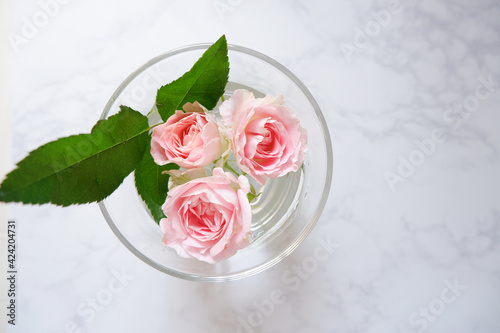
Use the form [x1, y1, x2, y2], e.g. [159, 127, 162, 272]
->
[0, 36, 307, 263]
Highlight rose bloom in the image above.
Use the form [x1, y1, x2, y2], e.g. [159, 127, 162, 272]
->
[160, 167, 252, 263]
[151, 109, 222, 168]
[220, 89, 307, 184]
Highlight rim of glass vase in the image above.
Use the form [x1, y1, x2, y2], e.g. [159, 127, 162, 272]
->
[98, 43, 334, 282]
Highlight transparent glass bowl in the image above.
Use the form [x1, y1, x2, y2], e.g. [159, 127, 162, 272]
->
[98, 43, 333, 282]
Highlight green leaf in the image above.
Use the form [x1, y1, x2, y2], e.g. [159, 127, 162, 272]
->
[0, 106, 149, 206]
[156, 35, 229, 121]
[247, 192, 257, 203]
[134, 138, 179, 223]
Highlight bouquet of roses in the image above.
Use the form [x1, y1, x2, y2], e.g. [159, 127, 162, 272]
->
[0, 36, 307, 263]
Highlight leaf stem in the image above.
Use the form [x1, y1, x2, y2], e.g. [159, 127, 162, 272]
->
[147, 107, 156, 117]
[224, 163, 240, 177]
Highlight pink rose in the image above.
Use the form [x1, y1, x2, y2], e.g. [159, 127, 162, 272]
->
[151, 109, 222, 168]
[160, 167, 252, 263]
[220, 89, 308, 184]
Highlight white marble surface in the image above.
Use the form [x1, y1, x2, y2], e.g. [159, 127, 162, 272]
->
[2, 0, 500, 332]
